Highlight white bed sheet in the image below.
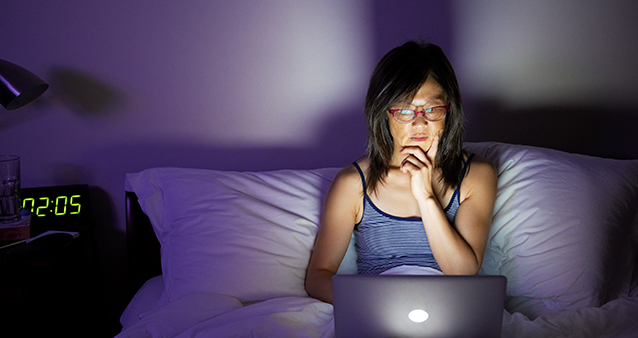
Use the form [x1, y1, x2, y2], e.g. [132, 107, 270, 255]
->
[119, 276, 638, 338]
[118, 277, 334, 338]
[502, 296, 638, 338]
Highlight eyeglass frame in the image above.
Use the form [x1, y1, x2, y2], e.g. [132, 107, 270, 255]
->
[388, 105, 449, 124]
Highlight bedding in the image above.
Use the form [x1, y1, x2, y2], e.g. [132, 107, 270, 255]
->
[120, 276, 638, 337]
[119, 142, 638, 337]
[464, 142, 638, 317]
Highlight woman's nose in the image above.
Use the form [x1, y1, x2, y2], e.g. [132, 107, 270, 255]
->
[412, 113, 429, 126]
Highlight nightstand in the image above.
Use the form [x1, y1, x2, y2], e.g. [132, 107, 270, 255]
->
[0, 194, 107, 337]
[0, 224, 107, 337]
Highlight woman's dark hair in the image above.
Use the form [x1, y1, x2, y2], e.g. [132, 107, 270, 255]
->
[364, 41, 465, 194]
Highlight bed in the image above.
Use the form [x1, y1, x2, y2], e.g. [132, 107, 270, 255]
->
[117, 142, 638, 337]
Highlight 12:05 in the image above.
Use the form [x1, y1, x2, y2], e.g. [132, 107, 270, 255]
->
[22, 195, 82, 217]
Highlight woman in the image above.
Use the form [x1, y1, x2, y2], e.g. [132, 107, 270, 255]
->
[305, 41, 497, 304]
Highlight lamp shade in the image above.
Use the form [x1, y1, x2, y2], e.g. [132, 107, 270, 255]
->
[0, 59, 49, 110]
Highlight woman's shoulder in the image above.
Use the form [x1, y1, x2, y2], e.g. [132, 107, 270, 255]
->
[334, 157, 366, 179]
[462, 152, 497, 195]
[466, 153, 495, 174]
[330, 157, 369, 191]
[324, 159, 367, 222]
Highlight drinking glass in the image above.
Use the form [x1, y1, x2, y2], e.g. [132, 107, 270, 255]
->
[0, 155, 21, 223]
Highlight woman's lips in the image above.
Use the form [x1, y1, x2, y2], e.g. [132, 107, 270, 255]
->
[410, 135, 429, 142]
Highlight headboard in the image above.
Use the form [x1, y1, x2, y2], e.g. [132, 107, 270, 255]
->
[125, 191, 161, 297]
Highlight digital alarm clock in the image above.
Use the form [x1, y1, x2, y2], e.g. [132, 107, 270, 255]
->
[21, 184, 90, 220]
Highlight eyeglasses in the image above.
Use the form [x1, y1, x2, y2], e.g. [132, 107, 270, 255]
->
[388, 105, 448, 124]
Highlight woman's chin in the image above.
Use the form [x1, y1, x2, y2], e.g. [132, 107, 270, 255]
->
[404, 140, 432, 151]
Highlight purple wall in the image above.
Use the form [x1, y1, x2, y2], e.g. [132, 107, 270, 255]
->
[1, 0, 636, 332]
[455, 1, 638, 159]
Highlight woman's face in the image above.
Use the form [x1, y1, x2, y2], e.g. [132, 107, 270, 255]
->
[387, 76, 447, 161]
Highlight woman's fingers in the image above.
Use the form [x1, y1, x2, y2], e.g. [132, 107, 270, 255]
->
[400, 148, 435, 200]
[400, 146, 427, 162]
[400, 148, 424, 172]
[427, 132, 440, 164]
[400, 154, 422, 173]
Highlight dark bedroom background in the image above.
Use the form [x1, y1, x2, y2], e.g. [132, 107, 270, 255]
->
[1, 0, 636, 335]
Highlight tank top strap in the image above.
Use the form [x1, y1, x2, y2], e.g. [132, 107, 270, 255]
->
[352, 162, 367, 195]
[458, 153, 475, 187]
[443, 153, 475, 214]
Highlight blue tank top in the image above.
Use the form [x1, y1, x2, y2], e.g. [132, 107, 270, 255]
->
[353, 154, 474, 275]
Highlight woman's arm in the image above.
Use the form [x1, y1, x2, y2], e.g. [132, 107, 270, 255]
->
[305, 165, 362, 304]
[418, 157, 497, 274]
[400, 135, 497, 274]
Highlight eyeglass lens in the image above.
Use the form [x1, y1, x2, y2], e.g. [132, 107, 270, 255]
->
[392, 107, 446, 123]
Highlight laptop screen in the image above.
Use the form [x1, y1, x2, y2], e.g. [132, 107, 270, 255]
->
[332, 274, 506, 338]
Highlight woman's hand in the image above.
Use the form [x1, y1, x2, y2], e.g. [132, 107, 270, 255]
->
[400, 134, 497, 275]
[399, 132, 440, 204]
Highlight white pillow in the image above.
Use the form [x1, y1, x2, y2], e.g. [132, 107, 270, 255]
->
[126, 166, 349, 304]
[466, 142, 638, 319]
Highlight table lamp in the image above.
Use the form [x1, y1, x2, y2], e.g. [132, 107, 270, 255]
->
[0, 59, 49, 110]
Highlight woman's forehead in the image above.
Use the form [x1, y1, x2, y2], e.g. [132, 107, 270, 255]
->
[394, 93, 446, 108]
[394, 77, 446, 107]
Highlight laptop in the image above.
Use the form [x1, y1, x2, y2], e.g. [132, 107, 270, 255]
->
[332, 274, 506, 338]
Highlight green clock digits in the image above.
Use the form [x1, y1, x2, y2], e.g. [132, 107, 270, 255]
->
[21, 184, 89, 220]
[22, 195, 82, 217]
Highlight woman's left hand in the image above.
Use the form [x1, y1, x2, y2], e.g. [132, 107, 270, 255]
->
[399, 132, 440, 204]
